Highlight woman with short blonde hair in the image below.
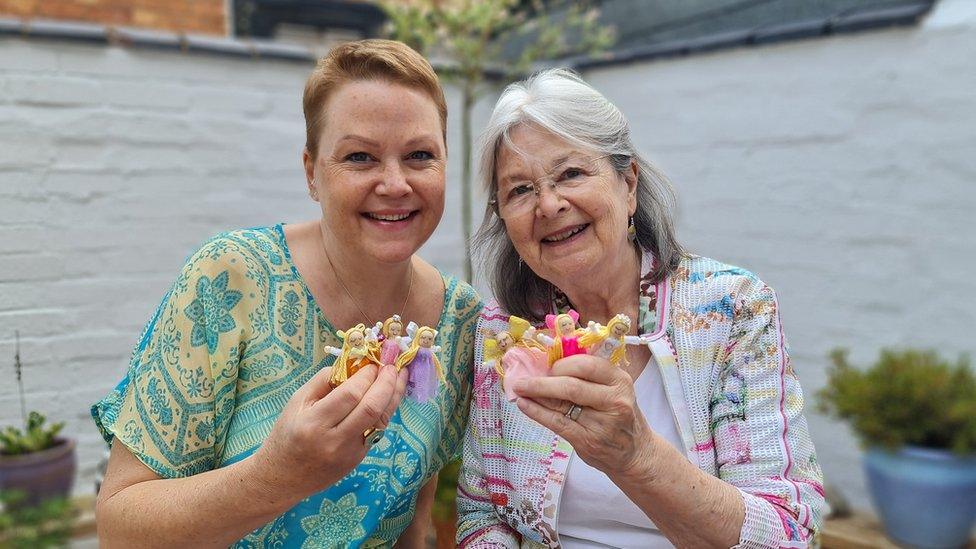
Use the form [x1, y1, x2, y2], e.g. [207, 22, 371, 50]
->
[93, 39, 481, 547]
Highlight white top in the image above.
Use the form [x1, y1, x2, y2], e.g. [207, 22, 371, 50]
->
[557, 355, 685, 548]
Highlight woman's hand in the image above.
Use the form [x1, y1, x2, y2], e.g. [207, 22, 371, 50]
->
[251, 362, 409, 501]
[512, 354, 655, 476]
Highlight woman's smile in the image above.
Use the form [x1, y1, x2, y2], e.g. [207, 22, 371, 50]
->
[362, 208, 421, 231]
[540, 223, 590, 245]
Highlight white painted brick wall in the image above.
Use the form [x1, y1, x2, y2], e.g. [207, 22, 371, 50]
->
[1, 0, 973, 517]
[582, 1, 976, 513]
[0, 37, 493, 495]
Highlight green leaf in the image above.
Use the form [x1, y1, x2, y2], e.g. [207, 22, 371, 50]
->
[817, 348, 976, 454]
[0, 412, 64, 456]
[0, 491, 76, 548]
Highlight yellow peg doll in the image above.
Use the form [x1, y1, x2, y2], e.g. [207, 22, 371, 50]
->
[578, 313, 650, 368]
[323, 323, 383, 387]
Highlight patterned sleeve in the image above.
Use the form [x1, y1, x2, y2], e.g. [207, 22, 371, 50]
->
[456, 313, 520, 548]
[712, 280, 826, 547]
[91, 235, 261, 477]
[431, 280, 483, 469]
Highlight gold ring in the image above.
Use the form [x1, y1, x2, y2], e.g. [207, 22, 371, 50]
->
[363, 427, 384, 447]
[565, 404, 583, 421]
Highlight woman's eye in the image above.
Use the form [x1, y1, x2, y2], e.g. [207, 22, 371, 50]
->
[408, 150, 434, 161]
[560, 167, 584, 180]
[508, 183, 534, 197]
[346, 152, 372, 163]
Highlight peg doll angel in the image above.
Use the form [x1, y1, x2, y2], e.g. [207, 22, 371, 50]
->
[394, 325, 445, 403]
[372, 314, 409, 366]
[578, 313, 649, 368]
[483, 315, 549, 401]
[528, 309, 587, 366]
[323, 323, 383, 387]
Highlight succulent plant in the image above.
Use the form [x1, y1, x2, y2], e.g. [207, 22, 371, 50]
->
[0, 412, 65, 456]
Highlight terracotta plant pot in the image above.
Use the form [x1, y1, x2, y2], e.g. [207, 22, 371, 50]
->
[0, 437, 76, 507]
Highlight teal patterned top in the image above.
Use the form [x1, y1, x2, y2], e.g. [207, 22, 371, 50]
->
[92, 224, 482, 547]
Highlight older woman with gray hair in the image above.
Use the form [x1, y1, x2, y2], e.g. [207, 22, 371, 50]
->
[456, 69, 825, 548]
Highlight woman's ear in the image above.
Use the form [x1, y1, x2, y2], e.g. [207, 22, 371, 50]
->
[302, 148, 318, 201]
[626, 159, 639, 216]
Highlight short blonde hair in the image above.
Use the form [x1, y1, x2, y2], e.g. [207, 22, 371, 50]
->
[303, 39, 447, 159]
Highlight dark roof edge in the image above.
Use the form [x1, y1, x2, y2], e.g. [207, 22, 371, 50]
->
[0, 17, 502, 77]
[568, 1, 935, 71]
[0, 17, 318, 63]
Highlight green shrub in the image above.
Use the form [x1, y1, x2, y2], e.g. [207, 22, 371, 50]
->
[0, 412, 64, 456]
[0, 491, 75, 548]
[817, 349, 976, 454]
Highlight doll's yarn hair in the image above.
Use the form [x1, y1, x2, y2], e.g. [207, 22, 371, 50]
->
[381, 315, 403, 338]
[394, 326, 445, 381]
[578, 314, 632, 367]
[337, 323, 368, 344]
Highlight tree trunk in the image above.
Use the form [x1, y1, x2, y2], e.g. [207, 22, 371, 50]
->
[460, 84, 475, 283]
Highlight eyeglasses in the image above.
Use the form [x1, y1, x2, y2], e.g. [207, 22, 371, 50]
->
[490, 154, 615, 218]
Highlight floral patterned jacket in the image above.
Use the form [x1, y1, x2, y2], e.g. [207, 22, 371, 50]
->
[456, 254, 825, 548]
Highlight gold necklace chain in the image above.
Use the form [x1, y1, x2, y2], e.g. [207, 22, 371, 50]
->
[322, 239, 414, 327]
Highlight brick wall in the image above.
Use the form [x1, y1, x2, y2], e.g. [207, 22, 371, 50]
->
[582, 0, 976, 512]
[0, 0, 227, 35]
[0, 36, 490, 495]
[1, 0, 974, 516]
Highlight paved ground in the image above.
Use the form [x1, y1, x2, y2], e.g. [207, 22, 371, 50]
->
[71, 535, 99, 548]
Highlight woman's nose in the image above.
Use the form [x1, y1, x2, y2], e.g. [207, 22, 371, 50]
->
[376, 162, 412, 196]
[534, 183, 567, 217]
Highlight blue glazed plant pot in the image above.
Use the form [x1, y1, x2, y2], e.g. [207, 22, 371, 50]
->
[865, 446, 976, 548]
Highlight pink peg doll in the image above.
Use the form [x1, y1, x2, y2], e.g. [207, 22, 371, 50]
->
[394, 325, 445, 403]
[374, 314, 407, 366]
[577, 313, 650, 368]
[483, 315, 549, 401]
[529, 309, 587, 367]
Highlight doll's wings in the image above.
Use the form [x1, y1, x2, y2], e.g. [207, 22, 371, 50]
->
[323, 345, 342, 357]
[405, 321, 419, 338]
[508, 315, 533, 340]
[532, 329, 554, 346]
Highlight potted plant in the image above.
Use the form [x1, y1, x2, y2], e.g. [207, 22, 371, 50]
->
[818, 348, 976, 548]
[0, 332, 76, 508]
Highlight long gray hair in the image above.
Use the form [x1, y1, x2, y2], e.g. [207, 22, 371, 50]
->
[474, 68, 683, 321]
